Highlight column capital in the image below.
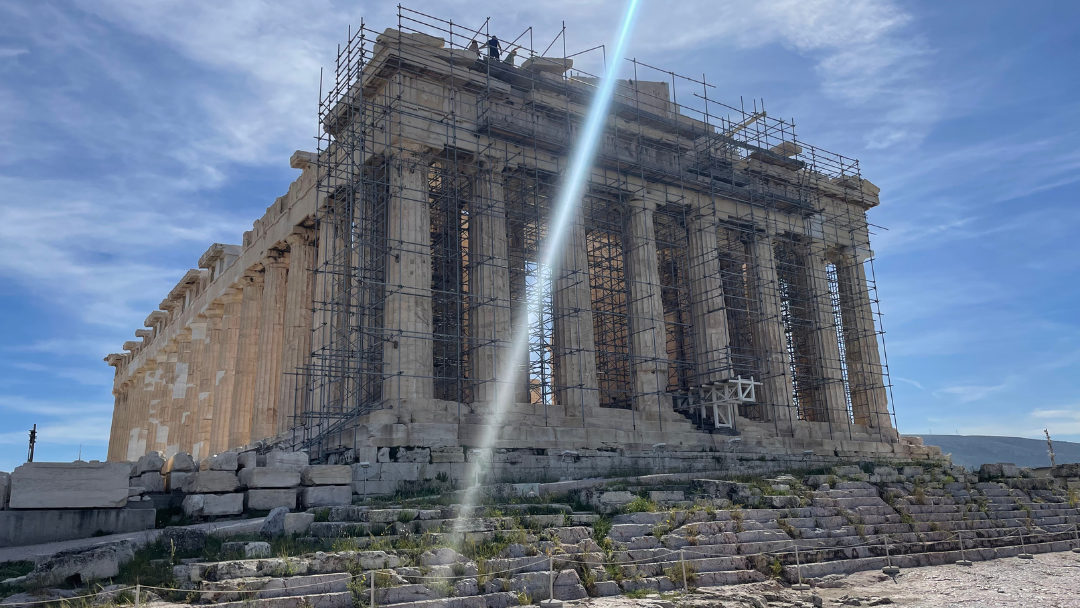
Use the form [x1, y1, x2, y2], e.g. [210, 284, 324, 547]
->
[242, 267, 265, 283]
[478, 156, 507, 174]
[264, 250, 288, 269]
[627, 195, 658, 212]
[285, 227, 316, 247]
[396, 144, 433, 170]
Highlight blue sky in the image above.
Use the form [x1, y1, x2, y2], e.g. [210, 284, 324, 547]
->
[0, 1, 1076, 472]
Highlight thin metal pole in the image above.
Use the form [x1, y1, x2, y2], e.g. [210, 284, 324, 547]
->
[1018, 530, 1033, 559]
[549, 555, 555, 600]
[680, 549, 688, 592]
[135, 583, 141, 608]
[792, 541, 809, 590]
[795, 541, 802, 583]
[957, 530, 972, 566]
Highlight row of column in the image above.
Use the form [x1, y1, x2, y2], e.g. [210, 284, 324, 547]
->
[108, 230, 317, 461]
[376, 151, 890, 432]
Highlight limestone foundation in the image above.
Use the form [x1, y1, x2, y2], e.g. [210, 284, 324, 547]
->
[106, 9, 933, 476]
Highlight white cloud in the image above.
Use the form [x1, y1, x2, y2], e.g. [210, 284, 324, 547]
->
[935, 380, 1010, 404]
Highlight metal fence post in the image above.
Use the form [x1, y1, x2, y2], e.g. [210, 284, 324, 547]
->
[680, 549, 688, 592]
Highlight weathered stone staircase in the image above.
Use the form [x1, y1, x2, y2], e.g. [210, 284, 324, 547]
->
[20, 464, 1078, 608]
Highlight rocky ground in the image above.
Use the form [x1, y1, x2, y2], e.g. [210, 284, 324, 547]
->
[575, 551, 1080, 608]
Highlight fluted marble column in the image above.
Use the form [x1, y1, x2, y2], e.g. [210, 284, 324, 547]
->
[278, 230, 316, 434]
[228, 271, 264, 448]
[806, 239, 850, 427]
[210, 290, 243, 454]
[686, 212, 733, 384]
[382, 149, 434, 402]
[165, 333, 193, 457]
[252, 254, 288, 441]
[193, 306, 223, 460]
[835, 251, 892, 431]
[751, 235, 795, 426]
[626, 197, 670, 422]
[552, 203, 599, 418]
[106, 386, 128, 462]
[507, 219, 532, 404]
[152, 344, 178, 454]
[469, 162, 513, 402]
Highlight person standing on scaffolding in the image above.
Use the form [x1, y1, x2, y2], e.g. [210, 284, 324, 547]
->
[487, 36, 501, 60]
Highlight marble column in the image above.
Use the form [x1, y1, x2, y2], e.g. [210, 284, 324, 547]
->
[806, 239, 851, 426]
[835, 251, 892, 431]
[152, 344, 178, 454]
[279, 230, 316, 434]
[106, 386, 128, 462]
[686, 212, 733, 384]
[252, 253, 288, 442]
[129, 368, 154, 460]
[306, 218, 333, 431]
[507, 219, 532, 404]
[228, 271, 264, 448]
[626, 197, 670, 421]
[469, 162, 513, 403]
[210, 290, 243, 454]
[750, 235, 795, 426]
[193, 306, 223, 460]
[382, 148, 434, 402]
[178, 324, 203, 455]
[166, 333, 193, 457]
[133, 367, 153, 459]
[552, 203, 599, 418]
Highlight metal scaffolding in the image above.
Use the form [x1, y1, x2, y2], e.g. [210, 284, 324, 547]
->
[290, 6, 898, 460]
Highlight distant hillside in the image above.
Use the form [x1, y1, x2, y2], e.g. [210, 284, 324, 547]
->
[916, 435, 1080, 469]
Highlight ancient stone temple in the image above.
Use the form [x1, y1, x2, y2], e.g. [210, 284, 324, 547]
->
[106, 10, 941, 481]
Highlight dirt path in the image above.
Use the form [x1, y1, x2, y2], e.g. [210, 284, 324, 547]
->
[573, 551, 1080, 608]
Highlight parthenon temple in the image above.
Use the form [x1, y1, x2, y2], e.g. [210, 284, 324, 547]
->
[106, 10, 937, 479]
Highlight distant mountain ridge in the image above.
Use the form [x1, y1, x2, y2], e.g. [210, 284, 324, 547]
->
[916, 435, 1080, 469]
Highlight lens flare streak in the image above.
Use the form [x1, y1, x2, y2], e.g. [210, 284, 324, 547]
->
[458, 0, 642, 518]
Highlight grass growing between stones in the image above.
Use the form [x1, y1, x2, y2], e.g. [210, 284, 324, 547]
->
[623, 496, 658, 513]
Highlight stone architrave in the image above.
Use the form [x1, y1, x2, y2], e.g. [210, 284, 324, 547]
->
[382, 148, 434, 402]
[200, 452, 238, 471]
[240, 468, 301, 489]
[750, 235, 795, 427]
[300, 486, 352, 508]
[182, 471, 240, 493]
[552, 202, 599, 418]
[252, 253, 288, 442]
[247, 489, 297, 511]
[469, 161, 513, 402]
[278, 230, 316, 434]
[625, 196, 670, 422]
[686, 212, 733, 384]
[300, 465, 352, 486]
[9, 462, 130, 509]
[183, 493, 244, 517]
[229, 270, 265, 448]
